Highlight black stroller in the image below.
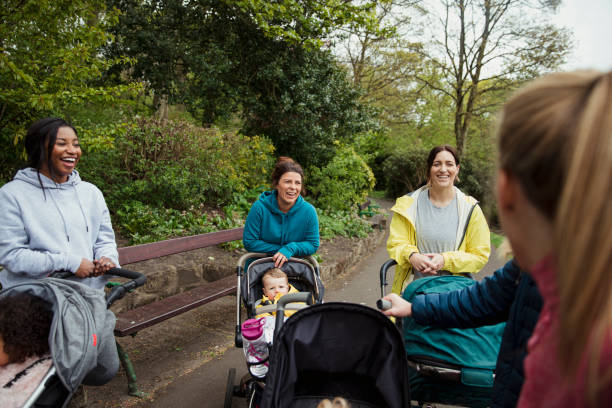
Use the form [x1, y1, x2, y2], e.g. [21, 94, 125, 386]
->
[225, 252, 324, 407]
[0, 268, 146, 408]
[380, 259, 504, 408]
[260, 302, 411, 408]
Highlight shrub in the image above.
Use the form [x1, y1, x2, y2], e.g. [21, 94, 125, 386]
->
[79, 117, 275, 212]
[317, 209, 372, 240]
[382, 144, 429, 198]
[114, 201, 217, 244]
[308, 147, 375, 211]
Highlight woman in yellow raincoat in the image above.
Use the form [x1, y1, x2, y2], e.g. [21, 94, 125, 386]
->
[387, 145, 490, 294]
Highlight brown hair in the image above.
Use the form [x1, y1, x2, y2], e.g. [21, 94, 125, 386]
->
[497, 70, 612, 404]
[271, 156, 304, 191]
[0, 293, 53, 363]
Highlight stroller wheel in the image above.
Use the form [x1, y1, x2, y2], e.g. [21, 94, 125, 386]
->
[224, 368, 236, 408]
[246, 381, 263, 408]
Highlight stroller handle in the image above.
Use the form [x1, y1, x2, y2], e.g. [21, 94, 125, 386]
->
[274, 292, 314, 336]
[49, 268, 146, 308]
[105, 267, 147, 307]
[379, 259, 397, 298]
[236, 252, 320, 271]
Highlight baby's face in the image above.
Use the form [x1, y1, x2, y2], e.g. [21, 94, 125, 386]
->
[262, 276, 289, 300]
[0, 335, 10, 366]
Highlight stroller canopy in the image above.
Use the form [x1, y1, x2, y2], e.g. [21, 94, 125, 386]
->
[0, 278, 119, 392]
[261, 302, 411, 408]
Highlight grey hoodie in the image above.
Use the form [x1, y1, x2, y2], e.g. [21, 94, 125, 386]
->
[0, 168, 119, 290]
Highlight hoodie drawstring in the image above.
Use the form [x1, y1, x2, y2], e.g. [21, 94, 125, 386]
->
[48, 188, 71, 242]
[47, 184, 90, 243]
[72, 184, 90, 234]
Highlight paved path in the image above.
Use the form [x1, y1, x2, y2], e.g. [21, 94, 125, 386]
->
[83, 198, 504, 407]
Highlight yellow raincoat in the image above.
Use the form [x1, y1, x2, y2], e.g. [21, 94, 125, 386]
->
[387, 186, 490, 294]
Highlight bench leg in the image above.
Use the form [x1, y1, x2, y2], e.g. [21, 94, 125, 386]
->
[116, 340, 148, 398]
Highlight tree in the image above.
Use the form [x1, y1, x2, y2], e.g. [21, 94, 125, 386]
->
[415, 0, 571, 156]
[106, 0, 381, 168]
[225, 0, 387, 48]
[241, 46, 379, 168]
[336, 0, 422, 93]
[0, 0, 140, 180]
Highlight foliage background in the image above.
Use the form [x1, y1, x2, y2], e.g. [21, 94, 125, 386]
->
[0, 0, 572, 243]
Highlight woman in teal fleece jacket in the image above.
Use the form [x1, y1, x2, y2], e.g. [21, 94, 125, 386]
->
[243, 157, 319, 267]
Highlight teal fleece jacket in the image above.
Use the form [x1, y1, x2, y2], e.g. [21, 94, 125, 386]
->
[243, 190, 319, 258]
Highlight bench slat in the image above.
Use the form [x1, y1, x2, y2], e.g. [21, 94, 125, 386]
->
[118, 228, 243, 265]
[114, 275, 237, 337]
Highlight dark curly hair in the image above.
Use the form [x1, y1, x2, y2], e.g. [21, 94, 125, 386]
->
[0, 293, 53, 364]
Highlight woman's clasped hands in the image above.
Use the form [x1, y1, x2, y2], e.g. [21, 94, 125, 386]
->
[409, 252, 444, 275]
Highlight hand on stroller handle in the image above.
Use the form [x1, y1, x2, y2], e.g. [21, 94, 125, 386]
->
[376, 298, 392, 311]
[378, 293, 413, 317]
[49, 267, 147, 308]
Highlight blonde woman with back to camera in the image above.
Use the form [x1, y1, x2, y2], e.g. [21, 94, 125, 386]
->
[384, 70, 612, 406]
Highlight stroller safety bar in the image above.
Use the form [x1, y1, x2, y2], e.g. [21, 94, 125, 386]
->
[274, 292, 313, 336]
[254, 303, 308, 316]
[49, 268, 147, 308]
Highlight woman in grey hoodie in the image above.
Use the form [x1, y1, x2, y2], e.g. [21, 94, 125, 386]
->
[0, 118, 119, 290]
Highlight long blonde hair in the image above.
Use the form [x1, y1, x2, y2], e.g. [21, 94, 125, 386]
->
[497, 70, 612, 404]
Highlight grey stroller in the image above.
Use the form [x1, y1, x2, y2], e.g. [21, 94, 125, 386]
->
[225, 252, 324, 407]
[0, 268, 146, 407]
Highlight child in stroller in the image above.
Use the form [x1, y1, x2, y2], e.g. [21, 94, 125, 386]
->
[0, 268, 145, 408]
[225, 253, 324, 408]
[0, 293, 53, 408]
[256, 267, 301, 319]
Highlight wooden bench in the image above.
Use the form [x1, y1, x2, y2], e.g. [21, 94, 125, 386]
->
[113, 227, 243, 396]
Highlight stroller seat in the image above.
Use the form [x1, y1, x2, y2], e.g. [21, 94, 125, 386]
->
[241, 255, 324, 318]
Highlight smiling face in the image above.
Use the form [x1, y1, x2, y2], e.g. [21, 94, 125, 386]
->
[429, 150, 459, 189]
[275, 171, 302, 212]
[262, 275, 289, 300]
[40, 126, 81, 183]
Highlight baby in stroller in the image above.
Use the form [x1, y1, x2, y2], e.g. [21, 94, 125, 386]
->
[225, 253, 324, 407]
[256, 267, 301, 319]
[0, 268, 145, 408]
[0, 293, 53, 408]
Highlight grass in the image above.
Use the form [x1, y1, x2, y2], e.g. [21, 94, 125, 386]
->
[490, 232, 505, 249]
[368, 190, 387, 199]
